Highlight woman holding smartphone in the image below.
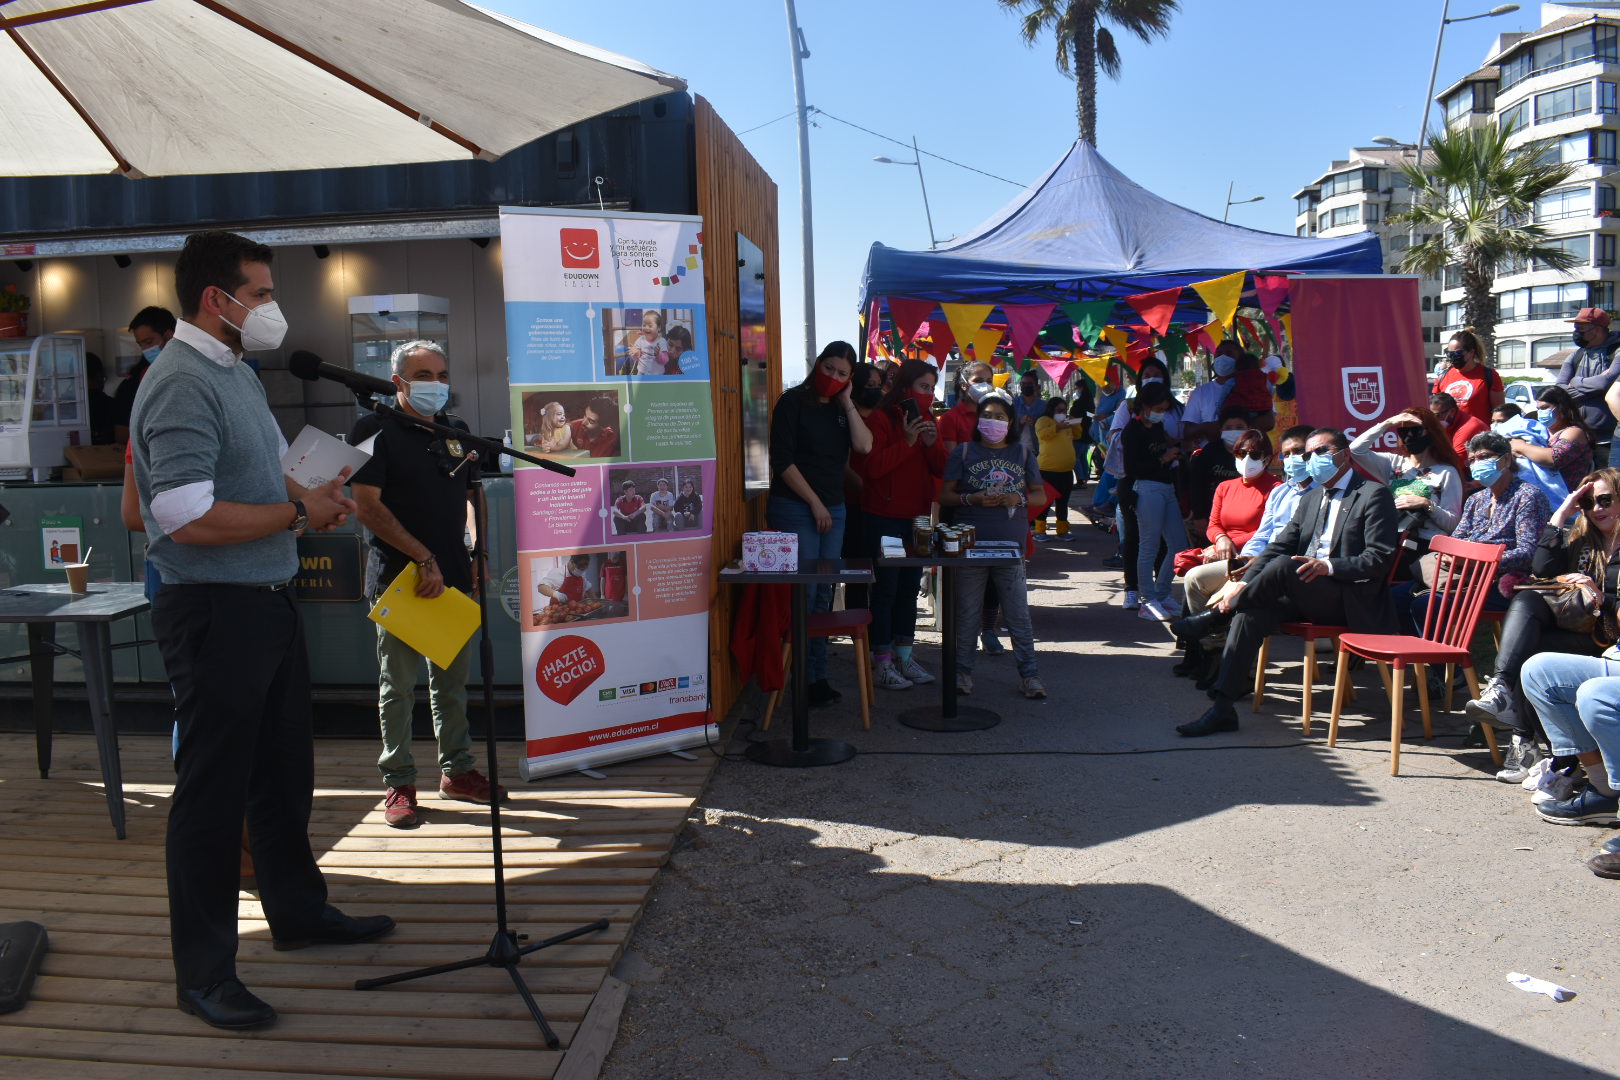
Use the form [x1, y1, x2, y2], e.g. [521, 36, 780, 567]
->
[857, 357, 947, 690]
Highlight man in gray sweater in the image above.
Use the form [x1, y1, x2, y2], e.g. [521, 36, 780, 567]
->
[132, 231, 394, 1031]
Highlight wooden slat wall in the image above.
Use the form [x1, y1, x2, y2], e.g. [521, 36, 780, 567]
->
[694, 96, 782, 722]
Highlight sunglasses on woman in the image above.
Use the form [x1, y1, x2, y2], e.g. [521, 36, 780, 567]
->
[1580, 493, 1617, 511]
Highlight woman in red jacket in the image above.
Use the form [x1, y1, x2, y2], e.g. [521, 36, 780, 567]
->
[858, 358, 947, 690]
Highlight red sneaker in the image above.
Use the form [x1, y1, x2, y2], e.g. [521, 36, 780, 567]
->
[383, 785, 418, 828]
[438, 769, 498, 804]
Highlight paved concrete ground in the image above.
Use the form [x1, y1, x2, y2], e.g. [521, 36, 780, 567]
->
[601, 521, 1620, 1080]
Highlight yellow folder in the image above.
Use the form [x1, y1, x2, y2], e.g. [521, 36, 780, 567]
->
[367, 563, 480, 669]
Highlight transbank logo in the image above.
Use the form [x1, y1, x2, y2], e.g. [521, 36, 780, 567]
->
[559, 228, 600, 268]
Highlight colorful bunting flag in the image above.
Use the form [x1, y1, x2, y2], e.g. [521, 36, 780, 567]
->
[1254, 274, 1290, 318]
[865, 298, 882, 360]
[940, 303, 994, 363]
[1265, 313, 1285, 349]
[887, 297, 937, 344]
[1125, 287, 1182, 337]
[1190, 271, 1246, 330]
[916, 319, 955, 364]
[1061, 299, 1116, 348]
[1075, 354, 1112, 388]
[1280, 312, 1292, 346]
[1003, 302, 1056, 361]
[1101, 325, 1129, 358]
[965, 325, 1004, 367]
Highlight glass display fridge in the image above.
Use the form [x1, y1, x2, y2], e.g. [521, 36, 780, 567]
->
[0, 334, 87, 482]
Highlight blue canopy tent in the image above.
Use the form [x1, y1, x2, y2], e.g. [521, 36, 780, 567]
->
[858, 141, 1382, 329]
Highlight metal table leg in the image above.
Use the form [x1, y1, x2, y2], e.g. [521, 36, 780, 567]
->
[27, 622, 55, 779]
[78, 622, 127, 839]
[746, 582, 856, 767]
[899, 562, 1000, 732]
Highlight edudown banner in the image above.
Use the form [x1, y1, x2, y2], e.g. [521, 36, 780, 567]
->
[499, 206, 717, 780]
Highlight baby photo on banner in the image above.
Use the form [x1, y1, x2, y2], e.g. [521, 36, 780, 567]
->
[500, 207, 718, 780]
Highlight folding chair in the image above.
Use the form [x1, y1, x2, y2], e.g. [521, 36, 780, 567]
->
[762, 609, 873, 731]
[1328, 535, 1505, 775]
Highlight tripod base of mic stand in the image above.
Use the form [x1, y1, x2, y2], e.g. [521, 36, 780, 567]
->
[355, 918, 609, 1049]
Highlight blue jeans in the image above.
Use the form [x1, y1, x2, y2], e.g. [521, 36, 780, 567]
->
[1132, 480, 1187, 604]
[1521, 651, 1620, 788]
[1608, 438, 1620, 470]
[766, 495, 847, 682]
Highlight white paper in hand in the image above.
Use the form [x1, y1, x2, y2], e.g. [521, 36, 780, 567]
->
[282, 425, 370, 489]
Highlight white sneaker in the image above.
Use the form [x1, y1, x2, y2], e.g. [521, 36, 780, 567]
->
[1122, 590, 1140, 610]
[1139, 599, 1174, 622]
[1495, 733, 1543, 784]
[1464, 675, 1519, 728]
[873, 661, 913, 691]
[899, 656, 935, 684]
[1020, 676, 1047, 699]
[956, 672, 973, 696]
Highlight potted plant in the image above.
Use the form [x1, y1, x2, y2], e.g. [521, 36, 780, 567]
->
[0, 284, 29, 338]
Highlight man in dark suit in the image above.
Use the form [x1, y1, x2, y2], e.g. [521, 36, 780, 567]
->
[1171, 427, 1399, 737]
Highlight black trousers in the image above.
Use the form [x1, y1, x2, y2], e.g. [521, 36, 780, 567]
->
[155, 584, 329, 988]
[842, 505, 871, 611]
[1214, 558, 1358, 702]
[1494, 589, 1601, 687]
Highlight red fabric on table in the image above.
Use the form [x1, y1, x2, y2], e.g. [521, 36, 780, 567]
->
[730, 582, 791, 692]
[857, 406, 948, 519]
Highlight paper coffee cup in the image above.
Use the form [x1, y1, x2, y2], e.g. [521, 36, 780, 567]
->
[64, 563, 90, 593]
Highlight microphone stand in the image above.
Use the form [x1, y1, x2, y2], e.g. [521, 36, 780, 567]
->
[346, 393, 604, 1049]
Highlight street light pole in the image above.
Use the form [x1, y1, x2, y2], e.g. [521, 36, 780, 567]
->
[1417, 3, 1520, 167]
[1223, 180, 1264, 222]
[784, 0, 815, 372]
[874, 137, 939, 248]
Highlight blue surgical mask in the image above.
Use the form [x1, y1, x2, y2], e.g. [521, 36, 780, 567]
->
[406, 380, 450, 415]
[1470, 457, 1503, 486]
[1282, 452, 1310, 484]
[1146, 410, 1168, 425]
[140, 346, 161, 364]
[1213, 355, 1237, 378]
[1537, 407, 1557, 425]
[1305, 449, 1340, 486]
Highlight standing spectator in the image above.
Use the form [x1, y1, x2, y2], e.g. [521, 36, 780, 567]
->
[1557, 307, 1620, 461]
[1122, 383, 1188, 622]
[85, 353, 117, 445]
[842, 361, 885, 613]
[1434, 329, 1505, 423]
[940, 391, 1048, 699]
[939, 359, 993, 450]
[132, 231, 391, 1030]
[767, 341, 873, 707]
[1070, 374, 1096, 487]
[1180, 342, 1241, 447]
[115, 305, 176, 442]
[1512, 385, 1593, 491]
[858, 357, 947, 690]
[1034, 397, 1082, 539]
[1431, 391, 1487, 462]
[1012, 371, 1045, 451]
[349, 339, 492, 829]
[1107, 357, 1181, 609]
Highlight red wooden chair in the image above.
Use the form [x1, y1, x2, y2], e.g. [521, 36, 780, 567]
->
[1327, 535, 1504, 775]
[1251, 531, 1407, 735]
[762, 609, 873, 731]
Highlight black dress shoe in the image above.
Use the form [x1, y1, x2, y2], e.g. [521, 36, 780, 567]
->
[176, 979, 277, 1030]
[1177, 702, 1240, 737]
[1171, 640, 1205, 677]
[272, 907, 396, 951]
[1170, 608, 1229, 643]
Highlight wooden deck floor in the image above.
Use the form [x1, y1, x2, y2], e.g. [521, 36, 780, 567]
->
[0, 733, 717, 1079]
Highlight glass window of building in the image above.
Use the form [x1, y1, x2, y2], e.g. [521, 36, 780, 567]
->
[1532, 234, 1591, 269]
[1498, 290, 1528, 322]
[1500, 99, 1529, 134]
[1535, 184, 1593, 222]
[1599, 234, 1616, 267]
[1496, 340, 1527, 369]
[1604, 81, 1619, 115]
[1535, 81, 1593, 124]
[1532, 338, 1566, 368]
[1599, 130, 1619, 165]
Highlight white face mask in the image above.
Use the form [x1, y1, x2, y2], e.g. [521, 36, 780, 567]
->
[1237, 455, 1267, 479]
[217, 289, 288, 351]
[1220, 429, 1245, 449]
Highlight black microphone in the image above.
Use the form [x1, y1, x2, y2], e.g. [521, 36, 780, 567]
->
[288, 350, 396, 397]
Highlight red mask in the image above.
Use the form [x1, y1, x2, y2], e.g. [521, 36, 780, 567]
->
[910, 390, 934, 415]
[813, 369, 848, 398]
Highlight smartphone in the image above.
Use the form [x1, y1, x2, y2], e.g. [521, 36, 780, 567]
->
[899, 397, 920, 422]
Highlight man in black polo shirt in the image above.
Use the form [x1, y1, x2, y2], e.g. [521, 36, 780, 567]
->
[350, 340, 492, 828]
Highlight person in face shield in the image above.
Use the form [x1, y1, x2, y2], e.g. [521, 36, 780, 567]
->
[131, 231, 390, 1032]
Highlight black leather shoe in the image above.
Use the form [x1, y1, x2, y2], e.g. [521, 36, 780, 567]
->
[1169, 608, 1229, 644]
[1177, 701, 1239, 738]
[176, 979, 277, 1030]
[272, 907, 396, 951]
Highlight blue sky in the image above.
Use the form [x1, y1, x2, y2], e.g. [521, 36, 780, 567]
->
[502, 0, 1538, 363]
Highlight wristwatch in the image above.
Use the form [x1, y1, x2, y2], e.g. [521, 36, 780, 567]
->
[288, 500, 308, 533]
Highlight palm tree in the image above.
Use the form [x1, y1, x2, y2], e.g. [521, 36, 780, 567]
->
[1395, 123, 1582, 361]
[999, 0, 1178, 145]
